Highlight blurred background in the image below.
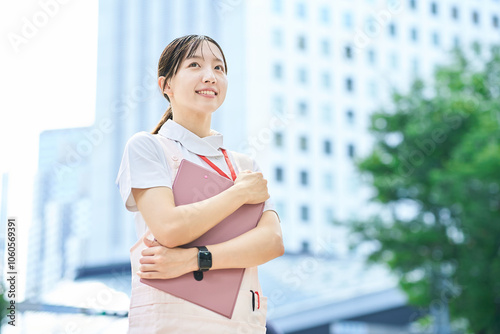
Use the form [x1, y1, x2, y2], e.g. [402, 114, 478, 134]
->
[1, 0, 499, 333]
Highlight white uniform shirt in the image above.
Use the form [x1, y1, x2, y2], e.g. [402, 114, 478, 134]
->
[115, 119, 279, 239]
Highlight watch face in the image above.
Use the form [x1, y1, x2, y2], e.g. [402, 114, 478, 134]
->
[198, 250, 212, 271]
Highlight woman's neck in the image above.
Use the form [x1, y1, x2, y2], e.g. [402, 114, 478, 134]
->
[172, 112, 212, 138]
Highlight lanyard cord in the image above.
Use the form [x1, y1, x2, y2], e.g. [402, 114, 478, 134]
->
[197, 149, 237, 181]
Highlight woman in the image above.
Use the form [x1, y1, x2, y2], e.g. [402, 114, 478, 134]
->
[116, 35, 284, 333]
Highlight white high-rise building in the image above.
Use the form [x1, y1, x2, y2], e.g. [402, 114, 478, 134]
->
[27, 128, 92, 299]
[241, 0, 500, 255]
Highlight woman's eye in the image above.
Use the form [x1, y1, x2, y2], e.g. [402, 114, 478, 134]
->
[215, 65, 224, 71]
[188, 62, 200, 67]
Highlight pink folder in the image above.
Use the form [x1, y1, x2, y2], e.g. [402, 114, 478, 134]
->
[140, 158, 265, 318]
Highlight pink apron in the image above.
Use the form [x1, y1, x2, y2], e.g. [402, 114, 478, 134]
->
[127, 135, 268, 333]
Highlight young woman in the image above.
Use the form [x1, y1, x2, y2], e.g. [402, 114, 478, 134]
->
[116, 35, 284, 333]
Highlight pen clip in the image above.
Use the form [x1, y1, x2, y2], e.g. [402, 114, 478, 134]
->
[250, 290, 255, 311]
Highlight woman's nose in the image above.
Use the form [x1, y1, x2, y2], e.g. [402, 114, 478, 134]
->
[202, 68, 216, 83]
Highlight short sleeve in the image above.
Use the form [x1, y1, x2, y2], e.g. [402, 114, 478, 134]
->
[115, 132, 172, 212]
[252, 159, 281, 223]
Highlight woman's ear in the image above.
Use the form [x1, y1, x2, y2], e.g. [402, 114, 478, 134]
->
[158, 76, 173, 96]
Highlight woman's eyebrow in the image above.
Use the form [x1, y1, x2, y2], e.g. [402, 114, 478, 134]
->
[186, 55, 224, 63]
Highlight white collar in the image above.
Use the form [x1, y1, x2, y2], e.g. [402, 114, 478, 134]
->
[158, 119, 225, 157]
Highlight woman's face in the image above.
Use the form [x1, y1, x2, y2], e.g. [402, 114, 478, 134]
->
[163, 41, 228, 116]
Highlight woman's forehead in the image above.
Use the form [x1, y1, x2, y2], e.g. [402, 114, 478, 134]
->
[186, 41, 224, 62]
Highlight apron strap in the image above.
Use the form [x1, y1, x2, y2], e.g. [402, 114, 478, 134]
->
[153, 134, 183, 184]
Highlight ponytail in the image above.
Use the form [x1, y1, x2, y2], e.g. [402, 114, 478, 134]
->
[151, 106, 173, 134]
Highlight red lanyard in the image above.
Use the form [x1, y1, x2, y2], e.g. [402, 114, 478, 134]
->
[197, 148, 237, 181]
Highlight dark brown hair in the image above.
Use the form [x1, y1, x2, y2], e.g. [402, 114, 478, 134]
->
[151, 35, 228, 134]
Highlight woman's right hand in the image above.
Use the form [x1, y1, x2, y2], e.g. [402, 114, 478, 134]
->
[234, 170, 270, 204]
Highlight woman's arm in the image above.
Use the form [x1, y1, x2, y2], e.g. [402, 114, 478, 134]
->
[132, 170, 269, 248]
[207, 210, 284, 269]
[137, 210, 284, 279]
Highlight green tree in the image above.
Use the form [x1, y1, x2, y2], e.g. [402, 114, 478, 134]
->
[348, 45, 500, 334]
[0, 282, 7, 332]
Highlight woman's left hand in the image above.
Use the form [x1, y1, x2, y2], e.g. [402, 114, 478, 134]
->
[137, 236, 198, 279]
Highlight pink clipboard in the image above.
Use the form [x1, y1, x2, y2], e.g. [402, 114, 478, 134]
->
[140, 159, 264, 318]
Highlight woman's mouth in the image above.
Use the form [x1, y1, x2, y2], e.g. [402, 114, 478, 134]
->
[196, 90, 217, 97]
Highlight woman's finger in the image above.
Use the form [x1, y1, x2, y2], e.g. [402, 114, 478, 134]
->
[141, 246, 161, 256]
[139, 264, 159, 272]
[139, 255, 156, 264]
[137, 270, 164, 279]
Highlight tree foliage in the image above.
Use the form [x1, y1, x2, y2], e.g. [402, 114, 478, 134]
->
[349, 46, 500, 333]
[0, 282, 7, 330]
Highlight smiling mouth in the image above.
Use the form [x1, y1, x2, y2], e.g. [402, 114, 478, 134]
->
[196, 90, 217, 96]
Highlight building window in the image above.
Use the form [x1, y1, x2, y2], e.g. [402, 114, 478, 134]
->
[300, 205, 309, 221]
[276, 201, 285, 219]
[410, 27, 418, 42]
[274, 63, 283, 79]
[348, 143, 355, 158]
[325, 207, 334, 223]
[324, 173, 333, 190]
[409, 0, 416, 10]
[345, 45, 353, 59]
[390, 53, 398, 69]
[320, 7, 330, 24]
[412, 57, 419, 73]
[472, 11, 480, 25]
[300, 170, 309, 186]
[389, 23, 396, 37]
[301, 240, 310, 253]
[451, 6, 459, 20]
[298, 101, 308, 115]
[274, 132, 283, 147]
[368, 80, 377, 98]
[297, 2, 306, 19]
[368, 49, 376, 64]
[322, 104, 332, 122]
[321, 39, 331, 56]
[272, 0, 282, 14]
[343, 12, 353, 29]
[432, 32, 440, 46]
[493, 15, 499, 28]
[299, 136, 308, 151]
[273, 96, 284, 114]
[275, 167, 284, 182]
[298, 35, 307, 50]
[430, 2, 438, 16]
[273, 29, 283, 47]
[322, 72, 331, 88]
[346, 77, 354, 92]
[365, 18, 378, 36]
[324, 140, 332, 155]
[298, 68, 307, 84]
[346, 110, 355, 124]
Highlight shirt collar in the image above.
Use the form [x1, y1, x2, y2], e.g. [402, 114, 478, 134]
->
[158, 119, 225, 157]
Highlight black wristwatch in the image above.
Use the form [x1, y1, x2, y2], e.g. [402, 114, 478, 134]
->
[194, 246, 212, 281]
